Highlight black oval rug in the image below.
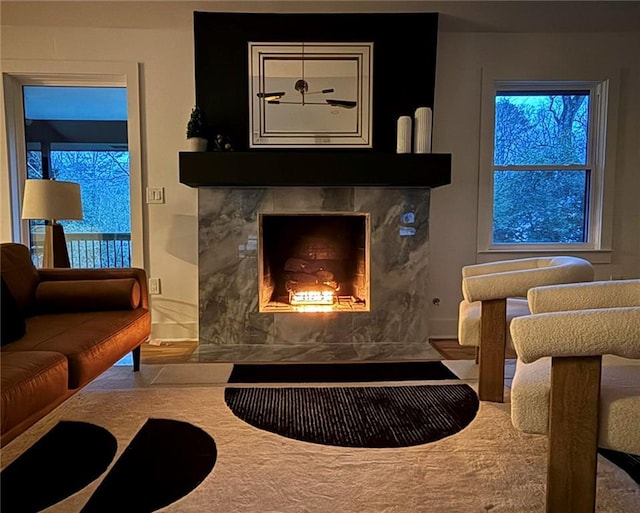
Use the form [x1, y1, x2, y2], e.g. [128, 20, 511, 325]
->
[225, 384, 479, 448]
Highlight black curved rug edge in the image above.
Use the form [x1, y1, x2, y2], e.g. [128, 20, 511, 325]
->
[228, 360, 459, 383]
[0, 421, 117, 513]
[225, 384, 479, 448]
[599, 448, 640, 484]
[1, 419, 217, 513]
[81, 418, 217, 513]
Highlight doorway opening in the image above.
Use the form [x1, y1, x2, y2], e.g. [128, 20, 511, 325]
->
[23, 86, 131, 268]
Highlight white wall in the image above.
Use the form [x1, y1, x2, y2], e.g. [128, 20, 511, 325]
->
[430, 32, 640, 336]
[1, 12, 200, 340]
[2, 2, 639, 340]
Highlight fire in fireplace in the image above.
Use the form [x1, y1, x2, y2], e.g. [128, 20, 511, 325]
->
[259, 213, 369, 313]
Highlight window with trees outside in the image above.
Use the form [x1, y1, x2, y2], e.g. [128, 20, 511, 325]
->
[481, 80, 612, 253]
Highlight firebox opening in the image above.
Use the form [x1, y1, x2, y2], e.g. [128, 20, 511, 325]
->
[259, 213, 369, 313]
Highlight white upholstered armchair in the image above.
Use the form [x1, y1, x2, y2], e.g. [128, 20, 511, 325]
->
[510, 279, 640, 513]
[458, 256, 594, 402]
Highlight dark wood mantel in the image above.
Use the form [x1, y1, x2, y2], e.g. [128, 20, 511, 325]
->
[179, 151, 451, 188]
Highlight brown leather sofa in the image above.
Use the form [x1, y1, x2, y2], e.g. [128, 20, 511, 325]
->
[1, 242, 151, 446]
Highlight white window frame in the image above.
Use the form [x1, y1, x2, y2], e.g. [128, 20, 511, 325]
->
[1, 60, 144, 268]
[477, 68, 619, 263]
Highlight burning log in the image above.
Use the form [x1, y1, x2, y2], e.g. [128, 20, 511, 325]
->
[283, 235, 349, 306]
[285, 279, 339, 292]
[288, 283, 336, 306]
[284, 258, 344, 280]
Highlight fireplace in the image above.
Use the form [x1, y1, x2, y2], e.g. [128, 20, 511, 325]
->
[187, 12, 448, 361]
[197, 186, 433, 361]
[259, 213, 369, 313]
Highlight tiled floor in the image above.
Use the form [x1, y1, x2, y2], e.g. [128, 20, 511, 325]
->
[99, 344, 517, 401]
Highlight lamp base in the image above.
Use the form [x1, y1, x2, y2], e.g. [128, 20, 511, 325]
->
[43, 223, 71, 268]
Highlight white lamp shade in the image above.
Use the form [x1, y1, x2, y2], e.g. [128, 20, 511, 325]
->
[21, 179, 83, 221]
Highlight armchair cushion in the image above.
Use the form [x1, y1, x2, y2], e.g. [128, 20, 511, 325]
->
[458, 298, 529, 347]
[510, 307, 640, 363]
[528, 279, 640, 314]
[461, 256, 593, 303]
[511, 279, 640, 455]
[511, 356, 640, 456]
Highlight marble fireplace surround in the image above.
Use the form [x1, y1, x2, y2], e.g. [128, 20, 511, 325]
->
[198, 186, 434, 361]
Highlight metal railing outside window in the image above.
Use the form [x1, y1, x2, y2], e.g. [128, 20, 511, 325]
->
[30, 232, 131, 268]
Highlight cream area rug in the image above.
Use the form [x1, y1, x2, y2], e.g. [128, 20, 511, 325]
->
[2, 385, 639, 513]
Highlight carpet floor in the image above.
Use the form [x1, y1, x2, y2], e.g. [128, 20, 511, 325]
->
[1, 382, 639, 512]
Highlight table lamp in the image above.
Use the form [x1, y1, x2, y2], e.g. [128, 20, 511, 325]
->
[21, 179, 83, 268]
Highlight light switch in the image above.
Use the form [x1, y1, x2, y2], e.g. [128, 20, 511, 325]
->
[146, 187, 165, 204]
[149, 278, 161, 295]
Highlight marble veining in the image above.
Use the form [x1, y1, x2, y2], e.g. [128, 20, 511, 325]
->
[199, 187, 432, 361]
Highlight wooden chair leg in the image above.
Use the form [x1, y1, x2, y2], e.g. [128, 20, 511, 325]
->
[478, 298, 507, 402]
[546, 356, 601, 513]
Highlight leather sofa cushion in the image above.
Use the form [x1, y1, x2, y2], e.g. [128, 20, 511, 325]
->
[1, 351, 68, 435]
[1, 278, 26, 345]
[35, 278, 141, 313]
[0, 243, 40, 314]
[3, 309, 150, 389]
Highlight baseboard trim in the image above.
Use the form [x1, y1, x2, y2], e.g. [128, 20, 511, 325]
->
[151, 322, 198, 341]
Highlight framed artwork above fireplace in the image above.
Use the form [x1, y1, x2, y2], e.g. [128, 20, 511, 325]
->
[249, 42, 373, 148]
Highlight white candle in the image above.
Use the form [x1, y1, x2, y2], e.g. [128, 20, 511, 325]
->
[414, 107, 432, 153]
[396, 116, 412, 154]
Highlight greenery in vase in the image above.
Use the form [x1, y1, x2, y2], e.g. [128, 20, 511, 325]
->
[186, 106, 207, 139]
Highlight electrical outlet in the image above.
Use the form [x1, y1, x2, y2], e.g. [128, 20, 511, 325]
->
[149, 278, 161, 295]
[146, 187, 165, 204]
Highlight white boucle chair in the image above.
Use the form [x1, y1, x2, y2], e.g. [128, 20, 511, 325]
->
[458, 256, 594, 402]
[510, 279, 640, 513]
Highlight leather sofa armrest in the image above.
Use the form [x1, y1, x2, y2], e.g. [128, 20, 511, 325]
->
[37, 268, 149, 309]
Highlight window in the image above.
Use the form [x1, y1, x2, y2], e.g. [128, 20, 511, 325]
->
[478, 78, 615, 256]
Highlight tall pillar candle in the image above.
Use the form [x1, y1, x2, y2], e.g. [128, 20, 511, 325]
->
[414, 107, 432, 153]
[396, 116, 412, 154]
